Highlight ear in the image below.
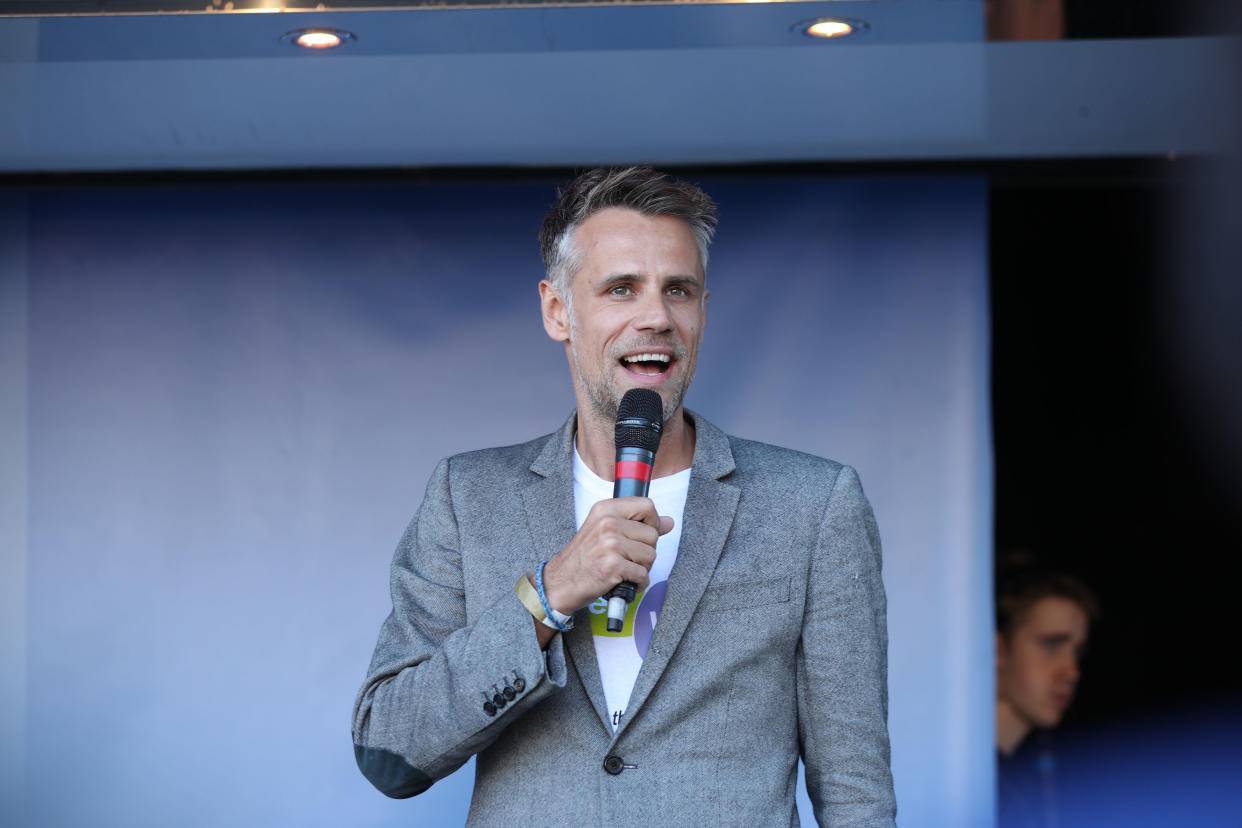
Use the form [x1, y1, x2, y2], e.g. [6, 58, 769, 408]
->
[539, 280, 570, 342]
[995, 631, 1007, 669]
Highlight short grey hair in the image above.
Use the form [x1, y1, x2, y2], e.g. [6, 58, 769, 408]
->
[538, 167, 719, 310]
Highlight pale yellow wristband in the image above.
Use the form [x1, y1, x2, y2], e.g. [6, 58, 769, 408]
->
[514, 573, 547, 622]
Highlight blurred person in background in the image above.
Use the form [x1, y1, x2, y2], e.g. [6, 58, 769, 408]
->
[995, 557, 1098, 827]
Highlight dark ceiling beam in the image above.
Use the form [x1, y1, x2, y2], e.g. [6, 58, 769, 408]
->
[0, 4, 1236, 172]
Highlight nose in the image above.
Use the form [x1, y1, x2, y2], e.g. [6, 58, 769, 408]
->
[1062, 655, 1081, 685]
[633, 290, 673, 332]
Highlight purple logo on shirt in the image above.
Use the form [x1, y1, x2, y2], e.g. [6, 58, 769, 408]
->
[633, 580, 667, 658]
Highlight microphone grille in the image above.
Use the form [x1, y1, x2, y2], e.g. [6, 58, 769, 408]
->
[615, 388, 663, 453]
[617, 387, 663, 422]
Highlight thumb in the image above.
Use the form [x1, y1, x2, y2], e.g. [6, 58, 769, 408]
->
[657, 515, 675, 536]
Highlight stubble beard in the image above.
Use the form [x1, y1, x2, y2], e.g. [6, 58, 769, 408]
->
[566, 314, 693, 426]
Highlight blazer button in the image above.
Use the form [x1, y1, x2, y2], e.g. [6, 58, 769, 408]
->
[602, 755, 625, 776]
[513, 678, 526, 693]
[502, 685, 516, 701]
[483, 701, 497, 716]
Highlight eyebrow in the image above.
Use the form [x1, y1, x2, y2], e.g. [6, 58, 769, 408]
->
[597, 273, 636, 289]
[663, 274, 703, 289]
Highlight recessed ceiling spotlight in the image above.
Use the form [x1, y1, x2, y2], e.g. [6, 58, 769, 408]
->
[794, 17, 868, 39]
[282, 28, 356, 50]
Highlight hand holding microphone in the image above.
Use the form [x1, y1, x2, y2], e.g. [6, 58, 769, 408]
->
[604, 388, 665, 632]
[537, 389, 670, 634]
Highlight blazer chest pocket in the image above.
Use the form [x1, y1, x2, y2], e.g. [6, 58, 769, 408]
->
[697, 575, 791, 614]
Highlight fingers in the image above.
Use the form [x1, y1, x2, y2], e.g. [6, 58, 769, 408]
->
[609, 499, 673, 540]
[611, 559, 654, 594]
[542, 498, 670, 614]
[592, 497, 674, 548]
[612, 514, 662, 549]
[590, 519, 656, 572]
[611, 496, 662, 528]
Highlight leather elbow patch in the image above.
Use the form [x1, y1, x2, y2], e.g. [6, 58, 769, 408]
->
[354, 743, 434, 799]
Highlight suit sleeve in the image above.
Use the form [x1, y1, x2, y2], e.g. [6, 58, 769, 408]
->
[798, 464, 897, 825]
[351, 458, 568, 798]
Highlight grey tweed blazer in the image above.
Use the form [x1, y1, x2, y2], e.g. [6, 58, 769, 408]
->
[353, 411, 896, 826]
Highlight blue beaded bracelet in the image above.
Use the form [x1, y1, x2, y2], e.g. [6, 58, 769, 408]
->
[535, 560, 573, 632]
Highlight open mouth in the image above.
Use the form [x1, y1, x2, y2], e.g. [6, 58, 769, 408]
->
[620, 352, 672, 377]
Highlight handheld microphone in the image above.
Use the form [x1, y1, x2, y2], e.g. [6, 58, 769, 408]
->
[604, 388, 664, 633]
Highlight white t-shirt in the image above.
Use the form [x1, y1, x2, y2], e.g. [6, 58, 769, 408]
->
[573, 445, 691, 732]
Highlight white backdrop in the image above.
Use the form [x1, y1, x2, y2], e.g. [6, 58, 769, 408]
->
[0, 174, 991, 826]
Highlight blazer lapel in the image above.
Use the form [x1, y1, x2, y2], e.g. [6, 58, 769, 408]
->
[613, 412, 739, 739]
[522, 412, 613, 735]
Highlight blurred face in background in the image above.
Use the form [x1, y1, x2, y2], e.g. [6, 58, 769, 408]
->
[997, 596, 1090, 734]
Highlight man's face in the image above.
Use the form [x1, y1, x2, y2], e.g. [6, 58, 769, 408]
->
[996, 596, 1090, 731]
[541, 207, 706, 424]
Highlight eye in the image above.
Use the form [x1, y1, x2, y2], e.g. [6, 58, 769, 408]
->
[609, 285, 632, 296]
[667, 285, 688, 297]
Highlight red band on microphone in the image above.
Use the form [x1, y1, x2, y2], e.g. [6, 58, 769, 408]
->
[614, 460, 654, 483]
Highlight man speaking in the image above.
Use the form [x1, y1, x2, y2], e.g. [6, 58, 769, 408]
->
[352, 167, 896, 825]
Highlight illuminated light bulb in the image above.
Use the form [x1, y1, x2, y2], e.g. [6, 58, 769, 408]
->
[806, 20, 852, 37]
[794, 17, 867, 39]
[296, 31, 342, 48]
[281, 29, 356, 49]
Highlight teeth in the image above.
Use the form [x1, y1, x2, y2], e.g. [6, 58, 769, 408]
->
[622, 353, 670, 363]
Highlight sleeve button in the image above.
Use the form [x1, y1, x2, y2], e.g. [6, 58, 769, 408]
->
[492, 693, 507, 709]
[502, 685, 516, 701]
[483, 701, 497, 716]
[513, 678, 526, 692]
